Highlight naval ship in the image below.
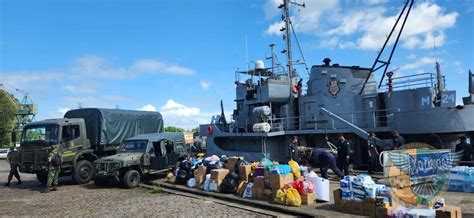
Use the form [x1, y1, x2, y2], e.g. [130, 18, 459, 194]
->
[199, 0, 474, 167]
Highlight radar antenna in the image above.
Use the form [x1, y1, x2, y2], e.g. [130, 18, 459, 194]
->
[359, 0, 414, 95]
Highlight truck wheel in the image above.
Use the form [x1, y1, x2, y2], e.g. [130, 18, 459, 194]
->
[73, 160, 95, 184]
[122, 170, 140, 188]
[93, 178, 108, 187]
[36, 173, 47, 184]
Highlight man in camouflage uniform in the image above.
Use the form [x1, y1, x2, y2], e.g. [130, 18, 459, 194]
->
[4, 147, 22, 186]
[44, 145, 62, 193]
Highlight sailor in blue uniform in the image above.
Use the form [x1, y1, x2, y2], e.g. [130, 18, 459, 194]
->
[301, 147, 344, 179]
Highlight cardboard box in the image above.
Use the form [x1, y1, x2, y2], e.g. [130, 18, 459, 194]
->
[225, 156, 244, 171]
[333, 189, 342, 206]
[339, 200, 351, 213]
[239, 165, 252, 181]
[375, 206, 394, 218]
[252, 187, 265, 200]
[269, 173, 294, 190]
[301, 192, 316, 205]
[436, 206, 462, 218]
[364, 197, 376, 204]
[363, 201, 376, 217]
[194, 165, 207, 188]
[254, 176, 265, 189]
[210, 168, 229, 181]
[236, 181, 247, 197]
[349, 200, 364, 215]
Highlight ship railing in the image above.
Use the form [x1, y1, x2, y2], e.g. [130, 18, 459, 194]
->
[269, 108, 399, 131]
[380, 73, 446, 91]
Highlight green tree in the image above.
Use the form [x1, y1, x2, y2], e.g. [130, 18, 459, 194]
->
[191, 127, 199, 133]
[164, 126, 185, 132]
[0, 90, 19, 147]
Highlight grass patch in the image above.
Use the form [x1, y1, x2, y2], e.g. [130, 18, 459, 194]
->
[149, 184, 163, 194]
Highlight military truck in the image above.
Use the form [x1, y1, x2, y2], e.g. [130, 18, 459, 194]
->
[18, 108, 163, 184]
[93, 132, 188, 188]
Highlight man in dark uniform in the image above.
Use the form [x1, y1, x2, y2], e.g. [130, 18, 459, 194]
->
[44, 145, 62, 193]
[288, 136, 299, 161]
[392, 131, 405, 150]
[336, 135, 350, 176]
[455, 136, 473, 167]
[368, 132, 381, 174]
[300, 147, 344, 179]
[4, 147, 22, 186]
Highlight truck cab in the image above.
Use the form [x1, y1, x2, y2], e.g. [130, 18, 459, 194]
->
[19, 118, 97, 184]
[93, 132, 188, 188]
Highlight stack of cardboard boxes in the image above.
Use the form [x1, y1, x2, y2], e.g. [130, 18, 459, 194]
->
[334, 189, 463, 217]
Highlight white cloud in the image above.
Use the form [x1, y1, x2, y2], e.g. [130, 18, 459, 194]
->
[58, 108, 70, 117]
[400, 56, 437, 71]
[365, 0, 388, 5]
[138, 104, 157, 112]
[158, 99, 212, 129]
[131, 59, 195, 75]
[200, 80, 212, 90]
[265, 0, 338, 36]
[264, 1, 458, 51]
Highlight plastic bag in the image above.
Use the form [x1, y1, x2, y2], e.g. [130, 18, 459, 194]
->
[209, 180, 219, 192]
[203, 174, 211, 191]
[288, 160, 301, 177]
[269, 165, 292, 175]
[221, 178, 238, 194]
[166, 172, 176, 183]
[242, 182, 254, 198]
[285, 187, 302, 207]
[205, 155, 220, 162]
[187, 178, 196, 188]
[274, 189, 287, 205]
[260, 158, 273, 169]
[288, 181, 314, 195]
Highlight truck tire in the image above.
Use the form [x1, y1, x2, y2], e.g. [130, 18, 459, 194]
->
[122, 170, 140, 188]
[36, 173, 47, 184]
[73, 160, 95, 184]
[93, 178, 108, 187]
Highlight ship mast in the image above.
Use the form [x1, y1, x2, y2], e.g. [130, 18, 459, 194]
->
[279, 0, 305, 78]
[282, 0, 292, 77]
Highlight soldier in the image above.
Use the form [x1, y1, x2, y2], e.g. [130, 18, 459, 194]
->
[4, 147, 22, 186]
[300, 147, 344, 179]
[392, 131, 405, 150]
[288, 136, 299, 161]
[367, 132, 381, 174]
[335, 135, 350, 176]
[44, 145, 62, 193]
[455, 136, 473, 167]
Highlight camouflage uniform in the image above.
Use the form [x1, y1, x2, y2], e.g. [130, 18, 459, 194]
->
[5, 149, 22, 186]
[46, 150, 61, 188]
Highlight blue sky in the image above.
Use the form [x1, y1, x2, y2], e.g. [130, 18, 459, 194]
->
[1, 0, 473, 129]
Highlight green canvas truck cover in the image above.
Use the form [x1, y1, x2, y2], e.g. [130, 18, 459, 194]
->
[64, 108, 163, 150]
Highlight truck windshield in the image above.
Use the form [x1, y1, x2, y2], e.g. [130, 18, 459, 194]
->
[121, 140, 148, 152]
[21, 124, 59, 146]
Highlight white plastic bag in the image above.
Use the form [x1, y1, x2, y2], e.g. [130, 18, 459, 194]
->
[242, 182, 254, 198]
[203, 174, 211, 191]
[209, 180, 218, 192]
[187, 178, 196, 188]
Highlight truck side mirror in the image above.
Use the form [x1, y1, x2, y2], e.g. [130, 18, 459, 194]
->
[11, 132, 17, 144]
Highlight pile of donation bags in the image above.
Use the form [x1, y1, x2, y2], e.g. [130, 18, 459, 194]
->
[166, 155, 331, 207]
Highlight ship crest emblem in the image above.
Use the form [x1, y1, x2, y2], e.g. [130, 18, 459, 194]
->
[329, 79, 340, 98]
